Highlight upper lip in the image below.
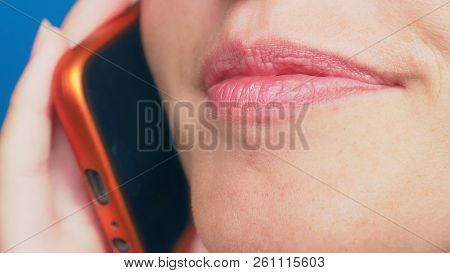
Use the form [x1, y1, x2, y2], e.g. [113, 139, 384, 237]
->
[203, 38, 400, 89]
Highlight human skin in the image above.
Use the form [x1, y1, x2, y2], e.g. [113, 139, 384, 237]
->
[1, 0, 450, 253]
[140, 0, 450, 252]
[0, 0, 131, 252]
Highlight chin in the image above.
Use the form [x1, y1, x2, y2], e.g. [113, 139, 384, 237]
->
[190, 170, 442, 253]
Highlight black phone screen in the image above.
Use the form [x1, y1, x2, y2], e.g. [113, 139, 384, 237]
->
[83, 21, 190, 253]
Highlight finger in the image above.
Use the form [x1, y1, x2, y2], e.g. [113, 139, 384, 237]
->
[0, 21, 68, 177]
[50, 123, 106, 252]
[61, 0, 133, 45]
[0, 21, 69, 250]
[50, 123, 91, 215]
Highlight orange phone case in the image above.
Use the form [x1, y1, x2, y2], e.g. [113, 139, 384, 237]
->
[52, 4, 194, 253]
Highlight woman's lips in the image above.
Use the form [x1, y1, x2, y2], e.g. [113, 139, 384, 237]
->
[203, 39, 401, 109]
[207, 75, 385, 108]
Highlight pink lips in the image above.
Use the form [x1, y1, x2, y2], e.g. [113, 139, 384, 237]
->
[203, 40, 400, 110]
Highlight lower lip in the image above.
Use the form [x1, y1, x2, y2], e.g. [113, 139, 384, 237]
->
[208, 74, 385, 108]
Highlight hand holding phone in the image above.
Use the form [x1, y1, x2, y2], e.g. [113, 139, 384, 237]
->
[53, 4, 193, 253]
[0, 0, 134, 252]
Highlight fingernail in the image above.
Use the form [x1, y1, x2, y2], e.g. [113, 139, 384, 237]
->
[30, 19, 52, 59]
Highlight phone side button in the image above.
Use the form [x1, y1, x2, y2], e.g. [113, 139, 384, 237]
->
[85, 169, 110, 205]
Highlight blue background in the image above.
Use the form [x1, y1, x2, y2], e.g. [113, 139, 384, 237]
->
[0, 0, 75, 125]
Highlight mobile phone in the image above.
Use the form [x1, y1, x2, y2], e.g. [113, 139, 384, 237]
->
[52, 4, 193, 253]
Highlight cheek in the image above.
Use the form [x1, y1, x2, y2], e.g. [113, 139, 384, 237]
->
[402, 1, 450, 58]
[140, 0, 229, 106]
[140, 0, 228, 78]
